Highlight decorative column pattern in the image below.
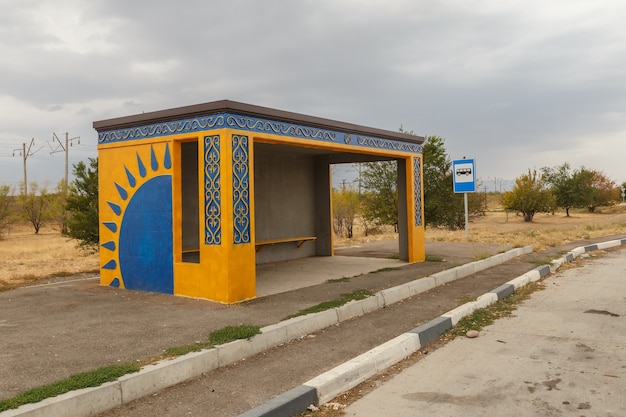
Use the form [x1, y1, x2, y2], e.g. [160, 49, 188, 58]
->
[232, 134, 250, 244]
[204, 135, 221, 245]
[413, 156, 423, 226]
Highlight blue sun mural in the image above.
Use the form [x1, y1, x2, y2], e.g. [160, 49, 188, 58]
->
[100, 143, 174, 294]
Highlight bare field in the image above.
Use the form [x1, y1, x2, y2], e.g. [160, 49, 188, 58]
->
[428, 205, 626, 250]
[336, 205, 626, 250]
[2, 205, 626, 290]
[0, 225, 99, 290]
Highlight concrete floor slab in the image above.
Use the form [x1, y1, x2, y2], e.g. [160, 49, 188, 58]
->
[255, 256, 404, 297]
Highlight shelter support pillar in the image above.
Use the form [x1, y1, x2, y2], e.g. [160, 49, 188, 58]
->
[398, 156, 425, 262]
[314, 155, 333, 256]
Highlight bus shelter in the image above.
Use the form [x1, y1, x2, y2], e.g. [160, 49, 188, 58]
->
[94, 100, 425, 303]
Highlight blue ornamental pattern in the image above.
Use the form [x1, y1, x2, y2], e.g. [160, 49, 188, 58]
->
[232, 135, 250, 244]
[98, 113, 421, 154]
[356, 135, 421, 153]
[99, 115, 226, 142]
[414, 157, 423, 226]
[225, 115, 336, 142]
[204, 135, 221, 245]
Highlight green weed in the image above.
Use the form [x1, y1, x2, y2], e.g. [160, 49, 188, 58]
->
[473, 252, 491, 261]
[0, 363, 141, 412]
[529, 258, 553, 266]
[327, 277, 350, 283]
[425, 255, 445, 262]
[284, 289, 375, 320]
[446, 282, 543, 338]
[370, 267, 401, 274]
[209, 324, 261, 346]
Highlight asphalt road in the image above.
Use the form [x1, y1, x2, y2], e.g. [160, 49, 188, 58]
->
[345, 249, 626, 416]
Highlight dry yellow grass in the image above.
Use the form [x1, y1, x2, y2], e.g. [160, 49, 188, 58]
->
[335, 204, 626, 251]
[0, 224, 99, 290]
[427, 207, 626, 250]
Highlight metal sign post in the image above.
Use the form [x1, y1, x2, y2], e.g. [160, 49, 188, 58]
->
[453, 158, 476, 239]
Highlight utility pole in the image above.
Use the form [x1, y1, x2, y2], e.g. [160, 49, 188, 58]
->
[13, 138, 39, 195]
[50, 132, 80, 195]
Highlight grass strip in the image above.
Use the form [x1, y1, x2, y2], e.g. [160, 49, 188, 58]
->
[529, 258, 553, 266]
[164, 324, 261, 357]
[369, 267, 400, 274]
[209, 324, 261, 346]
[0, 362, 141, 412]
[327, 277, 350, 283]
[445, 281, 544, 338]
[1, 324, 261, 411]
[163, 342, 212, 357]
[284, 289, 375, 320]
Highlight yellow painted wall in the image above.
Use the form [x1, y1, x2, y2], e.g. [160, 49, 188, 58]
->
[98, 138, 174, 291]
[172, 129, 256, 303]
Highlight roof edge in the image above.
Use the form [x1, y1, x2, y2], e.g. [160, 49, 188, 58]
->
[93, 99, 424, 144]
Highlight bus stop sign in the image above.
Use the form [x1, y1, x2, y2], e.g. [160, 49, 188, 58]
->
[453, 158, 476, 193]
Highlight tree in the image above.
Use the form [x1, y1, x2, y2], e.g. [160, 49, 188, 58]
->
[360, 160, 398, 230]
[541, 163, 576, 216]
[542, 164, 620, 215]
[19, 183, 54, 234]
[423, 136, 454, 227]
[65, 158, 99, 250]
[422, 136, 483, 229]
[0, 185, 14, 236]
[501, 169, 556, 222]
[332, 184, 360, 238]
[584, 170, 619, 212]
[50, 180, 70, 233]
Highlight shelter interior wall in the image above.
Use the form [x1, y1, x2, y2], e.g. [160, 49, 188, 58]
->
[254, 145, 317, 263]
[180, 141, 199, 254]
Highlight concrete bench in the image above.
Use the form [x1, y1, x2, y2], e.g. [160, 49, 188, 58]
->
[255, 237, 317, 252]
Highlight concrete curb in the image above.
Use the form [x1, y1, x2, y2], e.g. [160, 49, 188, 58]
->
[238, 239, 625, 417]
[0, 244, 538, 417]
[236, 386, 317, 417]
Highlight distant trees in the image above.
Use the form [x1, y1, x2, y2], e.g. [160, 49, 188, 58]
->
[541, 164, 619, 215]
[422, 135, 453, 227]
[586, 171, 620, 212]
[360, 160, 399, 231]
[0, 157, 100, 248]
[501, 169, 557, 221]
[422, 135, 483, 229]
[18, 183, 56, 234]
[332, 184, 360, 238]
[0, 185, 13, 235]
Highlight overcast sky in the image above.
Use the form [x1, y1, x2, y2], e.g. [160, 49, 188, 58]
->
[1, 0, 625, 192]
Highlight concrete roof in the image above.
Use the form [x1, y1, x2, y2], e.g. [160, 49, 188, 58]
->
[93, 99, 424, 145]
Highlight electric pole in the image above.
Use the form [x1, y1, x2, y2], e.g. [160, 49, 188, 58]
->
[13, 138, 39, 195]
[50, 132, 80, 195]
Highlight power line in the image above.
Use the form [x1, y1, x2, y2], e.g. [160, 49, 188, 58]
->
[49, 132, 80, 195]
[12, 138, 42, 195]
